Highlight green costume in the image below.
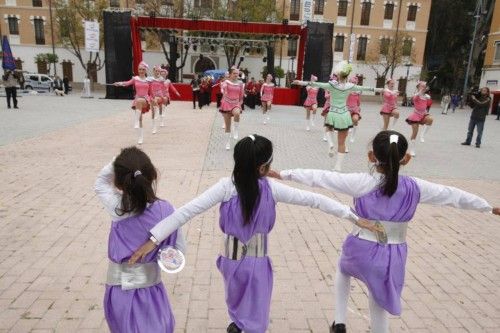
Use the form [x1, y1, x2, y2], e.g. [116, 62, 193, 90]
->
[310, 81, 374, 131]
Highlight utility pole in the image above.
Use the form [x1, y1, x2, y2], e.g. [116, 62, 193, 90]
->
[347, 0, 356, 63]
[390, 0, 403, 77]
[462, 0, 483, 102]
[278, 0, 286, 86]
[49, 0, 57, 75]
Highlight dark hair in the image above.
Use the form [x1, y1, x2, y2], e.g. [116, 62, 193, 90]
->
[372, 130, 408, 197]
[233, 135, 273, 224]
[113, 146, 159, 216]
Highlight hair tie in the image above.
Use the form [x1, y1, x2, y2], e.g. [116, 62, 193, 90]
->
[389, 134, 399, 144]
[133, 170, 142, 178]
[248, 135, 255, 142]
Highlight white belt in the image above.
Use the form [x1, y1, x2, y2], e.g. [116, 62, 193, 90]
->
[106, 261, 161, 290]
[352, 220, 408, 245]
[221, 233, 268, 260]
[329, 106, 349, 114]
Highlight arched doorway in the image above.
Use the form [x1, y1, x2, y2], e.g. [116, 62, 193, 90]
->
[194, 55, 215, 74]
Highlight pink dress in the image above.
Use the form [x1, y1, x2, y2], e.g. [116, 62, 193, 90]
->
[321, 91, 331, 116]
[149, 78, 165, 105]
[406, 94, 430, 124]
[163, 80, 179, 105]
[304, 86, 319, 108]
[119, 76, 151, 113]
[260, 84, 275, 103]
[220, 80, 244, 113]
[380, 90, 398, 115]
[347, 92, 361, 118]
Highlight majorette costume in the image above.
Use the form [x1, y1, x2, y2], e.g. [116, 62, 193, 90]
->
[162, 78, 179, 105]
[95, 162, 186, 333]
[406, 92, 431, 125]
[260, 83, 275, 105]
[220, 79, 244, 114]
[149, 76, 165, 106]
[380, 89, 398, 115]
[148, 173, 360, 333]
[304, 84, 319, 109]
[118, 76, 151, 114]
[280, 168, 493, 333]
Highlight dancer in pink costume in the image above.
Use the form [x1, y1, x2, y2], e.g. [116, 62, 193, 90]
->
[220, 68, 244, 150]
[380, 79, 400, 130]
[114, 61, 151, 145]
[159, 68, 180, 127]
[346, 76, 362, 145]
[303, 75, 319, 131]
[405, 81, 434, 156]
[148, 66, 165, 134]
[260, 74, 275, 125]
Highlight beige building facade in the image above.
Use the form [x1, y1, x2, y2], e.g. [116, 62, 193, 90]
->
[480, 0, 500, 91]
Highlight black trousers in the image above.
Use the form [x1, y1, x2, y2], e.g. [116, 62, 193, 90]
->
[5, 87, 18, 108]
[192, 90, 200, 109]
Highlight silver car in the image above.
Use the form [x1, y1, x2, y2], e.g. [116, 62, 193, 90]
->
[23, 73, 53, 91]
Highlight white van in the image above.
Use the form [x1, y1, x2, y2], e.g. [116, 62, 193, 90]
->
[23, 73, 53, 91]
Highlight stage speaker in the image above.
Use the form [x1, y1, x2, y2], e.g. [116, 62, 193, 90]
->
[104, 11, 134, 99]
[302, 22, 334, 107]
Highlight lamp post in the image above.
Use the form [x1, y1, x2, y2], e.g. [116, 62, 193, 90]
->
[404, 62, 412, 106]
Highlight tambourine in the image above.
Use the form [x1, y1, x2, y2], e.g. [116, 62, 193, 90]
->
[157, 247, 185, 274]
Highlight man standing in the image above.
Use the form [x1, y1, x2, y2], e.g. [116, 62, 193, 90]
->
[461, 87, 492, 148]
[190, 74, 201, 109]
[2, 70, 19, 109]
[63, 76, 70, 94]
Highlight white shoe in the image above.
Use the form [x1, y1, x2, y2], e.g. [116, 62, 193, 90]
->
[306, 126, 310, 131]
[420, 137, 425, 143]
[263, 119, 267, 125]
[345, 146, 349, 153]
[349, 136, 355, 143]
[328, 146, 335, 158]
[267, 116, 270, 121]
[323, 135, 327, 142]
[233, 131, 239, 140]
[160, 118, 165, 127]
[222, 123, 225, 129]
[410, 149, 416, 157]
[225, 142, 231, 150]
[152, 127, 157, 134]
[134, 121, 139, 129]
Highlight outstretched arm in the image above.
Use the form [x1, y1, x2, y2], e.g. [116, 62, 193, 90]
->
[94, 161, 121, 218]
[169, 82, 181, 97]
[114, 78, 134, 87]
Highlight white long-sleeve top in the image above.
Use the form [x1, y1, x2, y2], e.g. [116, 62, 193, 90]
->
[150, 177, 360, 242]
[280, 169, 492, 213]
[94, 162, 187, 252]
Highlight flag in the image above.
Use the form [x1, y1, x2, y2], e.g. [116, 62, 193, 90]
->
[2, 36, 16, 71]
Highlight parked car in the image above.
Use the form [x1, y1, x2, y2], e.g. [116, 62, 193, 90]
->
[23, 73, 53, 91]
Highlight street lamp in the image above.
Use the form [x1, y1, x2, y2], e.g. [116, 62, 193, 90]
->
[404, 62, 412, 106]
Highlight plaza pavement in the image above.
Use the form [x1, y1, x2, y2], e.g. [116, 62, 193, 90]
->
[0, 93, 499, 333]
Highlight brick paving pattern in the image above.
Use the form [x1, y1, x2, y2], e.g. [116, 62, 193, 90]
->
[1, 94, 499, 332]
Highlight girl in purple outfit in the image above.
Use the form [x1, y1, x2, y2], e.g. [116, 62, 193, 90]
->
[272, 130, 499, 333]
[95, 147, 186, 333]
[130, 135, 375, 333]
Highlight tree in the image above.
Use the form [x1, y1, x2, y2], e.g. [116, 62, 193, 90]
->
[34, 53, 59, 75]
[54, 0, 107, 81]
[365, 33, 416, 82]
[261, 66, 285, 80]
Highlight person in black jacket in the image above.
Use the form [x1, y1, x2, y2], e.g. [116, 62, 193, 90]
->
[63, 77, 70, 94]
[461, 87, 492, 148]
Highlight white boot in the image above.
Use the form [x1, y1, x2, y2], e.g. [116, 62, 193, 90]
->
[225, 132, 231, 150]
[134, 110, 141, 129]
[334, 153, 346, 172]
[263, 113, 267, 125]
[322, 128, 328, 142]
[306, 119, 310, 131]
[349, 126, 357, 143]
[137, 128, 144, 145]
[222, 122, 226, 129]
[345, 144, 349, 153]
[409, 139, 416, 156]
[420, 125, 429, 142]
[160, 113, 165, 127]
[233, 122, 239, 140]
[311, 113, 316, 127]
[327, 131, 335, 157]
[151, 108, 157, 134]
[390, 117, 399, 130]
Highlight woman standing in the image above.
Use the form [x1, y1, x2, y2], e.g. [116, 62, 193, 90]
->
[303, 75, 319, 131]
[220, 68, 244, 150]
[113, 61, 151, 144]
[405, 81, 434, 156]
[260, 74, 275, 125]
[380, 79, 400, 130]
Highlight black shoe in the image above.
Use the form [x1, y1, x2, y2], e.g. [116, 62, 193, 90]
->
[475, 144, 480, 148]
[227, 322, 242, 333]
[14, 106, 18, 109]
[461, 142, 470, 146]
[330, 322, 346, 333]
[7, 106, 11, 109]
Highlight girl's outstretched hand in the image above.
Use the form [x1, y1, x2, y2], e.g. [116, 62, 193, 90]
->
[267, 170, 282, 180]
[128, 240, 156, 265]
[493, 207, 500, 216]
[356, 219, 385, 234]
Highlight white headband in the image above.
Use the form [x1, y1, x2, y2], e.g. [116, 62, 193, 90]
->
[134, 170, 142, 178]
[248, 135, 255, 141]
[389, 134, 399, 144]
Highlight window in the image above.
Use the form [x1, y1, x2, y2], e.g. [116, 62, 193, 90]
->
[41, 76, 50, 82]
[314, 0, 325, 15]
[380, 38, 390, 55]
[32, 0, 42, 6]
[8, 17, 19, 35]
[338, 0, 348, 17]
[62, 60, 74, 81]
[288, 39, 298, 57]
[34, 18, 45, 45]
[334, 36, 345, 52]
[403, 40, 412, 56]
[356, 75, 364, 85]
[407, 5, 417, 21]
[356, 37, 368, 61]
[109, 0, 120, 7]
[290, 0, 301, 21]
[495, 42, 500, 63]
[384, 3, 394, 20]
[360, 1, 371, 25]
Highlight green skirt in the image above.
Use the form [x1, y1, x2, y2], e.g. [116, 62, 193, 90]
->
[325, 107, 353, 131]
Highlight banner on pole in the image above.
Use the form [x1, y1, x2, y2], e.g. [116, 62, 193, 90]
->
[303, 0, 313, 25]
[84, 21, 100, 53]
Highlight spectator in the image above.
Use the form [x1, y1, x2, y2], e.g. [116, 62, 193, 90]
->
[461, 87, 492, 148]
[63, 76, 70, 94]
[244, 77, 257, 109]
[190, 74, 201, 109]
[451, 93, 461, 113]
[16, 70, 25, 90]
[441, 93, 450, 114]
[53, 75, 65, 96]
[2, 69, 19, 109]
